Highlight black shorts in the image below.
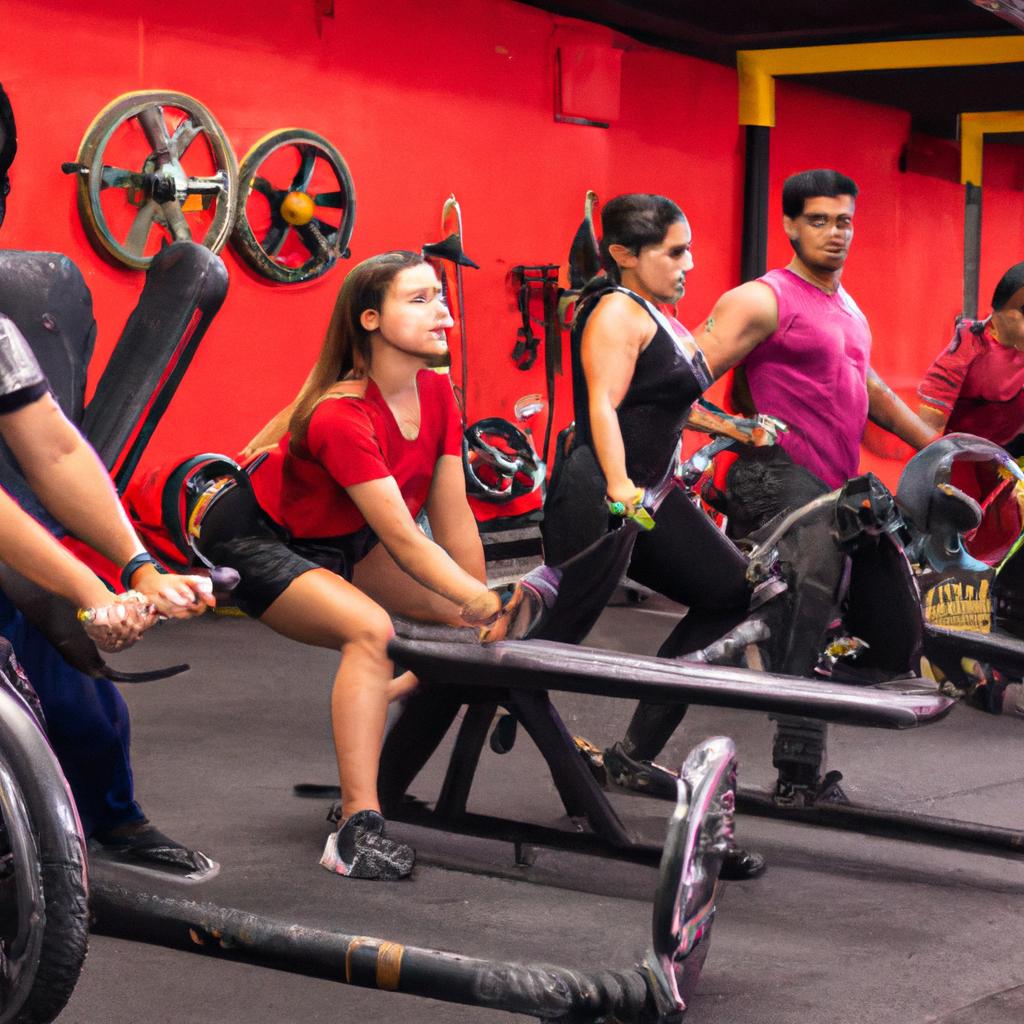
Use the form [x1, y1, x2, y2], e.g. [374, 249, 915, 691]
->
[195, 482, 377, 618]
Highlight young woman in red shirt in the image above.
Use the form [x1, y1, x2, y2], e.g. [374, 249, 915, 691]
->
[197, 251, 501, 880]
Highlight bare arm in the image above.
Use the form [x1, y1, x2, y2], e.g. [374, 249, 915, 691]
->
[693, 281, 779, 379]
[866, 368, 939, 450]
[346, 474, 497, 623]
[0, 484, 118, 611]
[0, 395, 213, 616]
[0, 484, 155, 650]
[424, 454, 487, 584]
[581, 294, 651, 509]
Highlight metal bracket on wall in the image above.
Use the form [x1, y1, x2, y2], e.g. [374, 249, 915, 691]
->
[733, 37, 1024, 301]
[958, 110, 1024, 317]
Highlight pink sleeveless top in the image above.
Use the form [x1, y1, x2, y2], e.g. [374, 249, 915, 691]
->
[744, 268, 871, 488]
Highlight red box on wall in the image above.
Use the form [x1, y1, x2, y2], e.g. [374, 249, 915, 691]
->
[556, 42, 622, 126]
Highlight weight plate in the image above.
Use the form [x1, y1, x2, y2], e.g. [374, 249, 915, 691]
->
[649, 735, 737, 1013]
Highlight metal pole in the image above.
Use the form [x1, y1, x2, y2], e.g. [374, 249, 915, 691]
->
[736, 788, 1024, 859]
[90, 882, 654, 1022]
[740, 125, 770, 283]
[963, 182, 982, 319]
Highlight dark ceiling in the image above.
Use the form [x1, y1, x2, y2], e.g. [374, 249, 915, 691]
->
[523, 0, 1024, 140]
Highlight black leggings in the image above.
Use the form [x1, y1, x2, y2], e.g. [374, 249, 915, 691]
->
[620, 485, 751, 762]
[542, 444, 751, 761]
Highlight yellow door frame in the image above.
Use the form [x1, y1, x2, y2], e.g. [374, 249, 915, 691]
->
[733, 36, 1024, 299]
[960, 110, 1024, 186]
[737, 36, 1024, 127]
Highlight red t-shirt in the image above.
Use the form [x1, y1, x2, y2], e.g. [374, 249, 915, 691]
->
[250, 369, 464, 538]
[918, 319, 1024, 447]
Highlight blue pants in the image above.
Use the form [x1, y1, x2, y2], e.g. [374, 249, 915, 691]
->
[0, 594, 144, 837]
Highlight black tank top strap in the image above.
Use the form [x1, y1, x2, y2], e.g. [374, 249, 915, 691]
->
[569, 285, 711, 487]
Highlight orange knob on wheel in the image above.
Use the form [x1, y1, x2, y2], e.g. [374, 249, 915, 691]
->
[232, 128, 356, 284]
[280, 191, 316, 226]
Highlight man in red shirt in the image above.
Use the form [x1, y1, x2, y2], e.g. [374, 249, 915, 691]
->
[918, 262, 1024, 452]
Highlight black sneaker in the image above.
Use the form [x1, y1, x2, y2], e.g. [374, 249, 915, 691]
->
[719, 845, 767, 880]
[603, 742, 680, 800]
[319, 809, 414, 880]
[91, 819, 218, 881]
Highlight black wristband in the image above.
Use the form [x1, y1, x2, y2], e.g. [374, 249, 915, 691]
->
[120, 552, 165, 591]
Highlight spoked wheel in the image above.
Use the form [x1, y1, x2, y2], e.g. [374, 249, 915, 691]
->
[64, 90, 238, 270]
[231, 128, 356, 284]
[0, 682, 89, 1023]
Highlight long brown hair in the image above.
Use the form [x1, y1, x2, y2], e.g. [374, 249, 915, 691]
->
[288, 250, 427, 450]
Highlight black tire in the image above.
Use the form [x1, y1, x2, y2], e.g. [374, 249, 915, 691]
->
[0, 682, 89, 1023]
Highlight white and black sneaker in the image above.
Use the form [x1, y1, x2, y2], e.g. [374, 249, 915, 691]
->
[319, 809, 414, 880]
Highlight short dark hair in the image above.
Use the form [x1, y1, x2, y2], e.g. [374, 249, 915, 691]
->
[992, 262, 1024, 311]
[598, 193, 686, 284]
[782, 169, 858, 219]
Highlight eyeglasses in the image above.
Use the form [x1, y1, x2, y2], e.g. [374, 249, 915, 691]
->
[800, 214, 853, 231]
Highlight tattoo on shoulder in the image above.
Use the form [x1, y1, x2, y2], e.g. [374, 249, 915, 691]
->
[704, 316, 715, 333]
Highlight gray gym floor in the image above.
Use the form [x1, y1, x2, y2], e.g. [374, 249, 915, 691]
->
[60, 596, 1024, 1023]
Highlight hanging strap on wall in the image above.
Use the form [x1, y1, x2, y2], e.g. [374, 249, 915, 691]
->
[509, 264, 562, 465]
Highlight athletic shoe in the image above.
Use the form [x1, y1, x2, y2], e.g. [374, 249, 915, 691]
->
[91, 819, 218, 879]
[319, 809, 414, 880]
[719, 846, 767, 880]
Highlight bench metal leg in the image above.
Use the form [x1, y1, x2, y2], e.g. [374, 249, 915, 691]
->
[509, 690, 634, 848]
[436, 702, 498, 817]
[379, 687, 464, 814]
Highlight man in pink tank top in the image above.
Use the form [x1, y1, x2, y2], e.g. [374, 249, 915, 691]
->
[696, 169, 936, 490]
[599, 172, 942, 820]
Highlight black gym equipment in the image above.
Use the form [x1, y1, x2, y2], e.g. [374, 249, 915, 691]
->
[231, 127, 356, 285]
[0, 242, 227, 682]
[93, 737, 737, 1022]
[365, 489, 953, 870]
[463, 417, 545, 504]
[367, 432, 1024, 869]
[63, 90, 238, 271]
[0, 639, 89, 1024]
[84, 242, 229, 490]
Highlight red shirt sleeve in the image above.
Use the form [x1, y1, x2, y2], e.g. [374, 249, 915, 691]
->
[305, 397, 391, 488]
[918, 322, 980, 413]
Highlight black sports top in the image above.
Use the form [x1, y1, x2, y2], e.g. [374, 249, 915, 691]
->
[570, 286, 711, 487]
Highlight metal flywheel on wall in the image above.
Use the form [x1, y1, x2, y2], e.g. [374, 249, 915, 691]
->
[63, 91, 239, 271]
[64, 92, 355, 284]
[231, 128, 356, 285]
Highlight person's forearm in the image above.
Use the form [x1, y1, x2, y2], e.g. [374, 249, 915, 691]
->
[431, 514, 487, 584]
[383, 529, 489, 607]
[19, 427, 145, 569]
[867, 373, 939, 450]
[0, 489, 111, 609]
[588, 399, 631, 496]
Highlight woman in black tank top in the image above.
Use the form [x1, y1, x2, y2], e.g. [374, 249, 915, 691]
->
[543, 193, 748, 638]
[539, 196, 763, 877]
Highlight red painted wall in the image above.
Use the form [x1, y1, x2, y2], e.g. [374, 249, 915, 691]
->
[3, 0, 1022, 488]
